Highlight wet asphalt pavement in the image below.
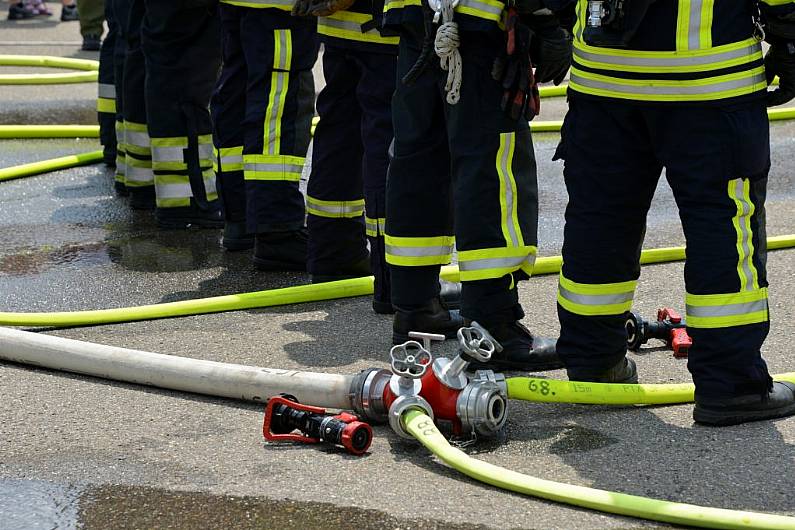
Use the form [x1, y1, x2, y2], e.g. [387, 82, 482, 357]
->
[2, 12, 795, 530]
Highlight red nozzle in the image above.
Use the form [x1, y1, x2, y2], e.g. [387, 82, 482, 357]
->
[340, 420, 373, 456]
[670, 328, 692, 358]
[657, 307, 682, 324]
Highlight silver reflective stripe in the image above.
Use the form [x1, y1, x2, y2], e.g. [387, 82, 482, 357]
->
[275, 30, 290, 71]
[366, 219, 378, 233]
[731, 178, 756, 291]
[686, 299, 767, 318]
[319, 17, 373, 35]
[459, 0, 503, 18]
[573, 41, 760, 69]
[244, 162, 304, 174]
[126, 129, 151, 148]
[204, 175, 217, 195]
[125, 165, 154, 183]
[308, 201, 364, 216]
[266, 72, 288, 155]
[151, 145, 185, 163]
[98, 83, 116, 99]
[570, 71, 765, 96]
[156, 183, 193, 200]
[220, 154, 243, 166]
[459, 254, 534, 272]
[385, 244, 453, 257]
[558, 286, 634, 306]
[687, 0, 702, 50]
[199, 143, 214, 162]
[498, 133, 520, 247]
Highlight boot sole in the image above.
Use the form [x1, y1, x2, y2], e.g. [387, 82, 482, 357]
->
[693, 401, 795, 426]
[253, 256, 306, 272]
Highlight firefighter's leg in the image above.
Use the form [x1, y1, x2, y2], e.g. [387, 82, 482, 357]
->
[112, 0, 129, 194]
[240, 9, 318, 270]
[306, 44, 368, 281]
[556, 95, 662, 380]
[356, 49, 397, 313]
[655, 102, 774, 400]
[142, 0, 222, 228]
[98, 0, 117, 167]
[212, 4, 250, 249]
[121, 0, 155, 210]
[386, 23, 463, 343]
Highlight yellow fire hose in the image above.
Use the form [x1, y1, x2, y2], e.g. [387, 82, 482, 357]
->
[506, 372, 795, 405]
[403, 409, 795, 530]
[0, 150, 103, 183]
[0, 55, 99, 85]
[1, 235, 793, 328]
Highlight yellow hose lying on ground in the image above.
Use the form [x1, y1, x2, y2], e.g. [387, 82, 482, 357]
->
[0, 55, 99, 84]
[1, 106, 792, 141]
[507, 372, 795, 405]
[403, 409, 795, 530]
[0, 125, 101, 139]
[0, 150, 103, 183]
[1, 236, 793, 328]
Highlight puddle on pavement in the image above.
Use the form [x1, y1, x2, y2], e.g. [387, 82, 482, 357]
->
[0, 479, 491, 530]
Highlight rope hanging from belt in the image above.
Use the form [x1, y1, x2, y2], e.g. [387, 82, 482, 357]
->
[433, 0, 462, 104]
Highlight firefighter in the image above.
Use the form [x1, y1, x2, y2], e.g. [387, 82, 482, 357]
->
[552, 0, 795, 425]
[211, 0, 319, 270]
[382, 0, 571, 370]
[117, 0, 222, 228]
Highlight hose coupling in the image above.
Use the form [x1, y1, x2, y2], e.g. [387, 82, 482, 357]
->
[389, 394, 435, 439]
[456, 370, 508, 438]
[349, 368, 392, 423]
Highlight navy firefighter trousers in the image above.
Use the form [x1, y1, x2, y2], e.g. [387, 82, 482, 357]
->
[555, 94, 772, 399]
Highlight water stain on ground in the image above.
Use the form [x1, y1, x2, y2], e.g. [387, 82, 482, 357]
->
[0, 479, 496, 530]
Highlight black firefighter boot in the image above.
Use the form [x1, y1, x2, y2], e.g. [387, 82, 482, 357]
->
[466, 321, 563, 372]
[392, 297, 466, 344]
[693, 382, 795, 426]
[567, 357, 639, 384]
[222, 221, 255, 251]
[375, 280, 463, 315]
[253, 227, 308, 271]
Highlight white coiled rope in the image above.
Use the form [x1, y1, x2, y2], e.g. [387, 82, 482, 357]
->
[433, 0, 462, 104]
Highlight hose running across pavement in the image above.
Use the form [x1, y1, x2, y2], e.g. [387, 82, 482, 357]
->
[0, 150, 103, 182]
[402, 409, 795, 530]
[1, 235, 794, 328]
[0, 55, 98, 84]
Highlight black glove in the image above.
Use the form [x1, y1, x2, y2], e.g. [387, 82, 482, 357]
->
[764, 41, 795, 107]
[291, 0, 355, 17]
[492, 8, 540, 121]
[529, 15, 572, 85]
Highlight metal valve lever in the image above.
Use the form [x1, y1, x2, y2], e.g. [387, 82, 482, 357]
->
[458, 322, 502, 363]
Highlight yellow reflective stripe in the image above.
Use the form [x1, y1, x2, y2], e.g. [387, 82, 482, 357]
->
[676, 0, 690, 51]
[365, 216, 386, 237]
[383, 0, 501, 22]
[457, 246, 536, 282]
[306, 196, 365, 218]
[728, 178, 760, 292]
[384, 235, 454, 267]
[157, 197, 191, 208]
[557, 274, 637, 316]
[572, 38, 761, 73]
[758, 0, 795, 4]
[97, 97, 116, 113]
[243, 154, 304, 181]
[213, 146, 244, 172]
[686, 288, 769, 328]
[318, 12, 399, 45]
[263, 30, 292, 156]
[496, 132, 524, 248]
[700, 0, 714, 49]
[219, 0, 292, 10]
[569, 66, 767, 102]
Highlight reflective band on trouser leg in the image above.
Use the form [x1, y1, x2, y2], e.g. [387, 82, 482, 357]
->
[197, 135, 218, 202]
[318, 12, 399, 46]
[213, 146, 244, 173]
[243, 154, 304, 182]
[123, 121, 151, 157]
[728, 177, 761, 292]
[263, 29, 292, 157]
[686, 288, 769, 328]
[97, 82, 116, 113]
[457, 246, 536, 282]
[219, 0, 293, 9]
[365, 216, 386, 238]
[124, 157, 154, 187]
[385, 235, 455, 266]
[496, 132, 525, 249]
[115, 120, 126, 183]
[306, 195, 365, 219]
[152, 135, 217, 207]
[557, 273, 638, 316]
